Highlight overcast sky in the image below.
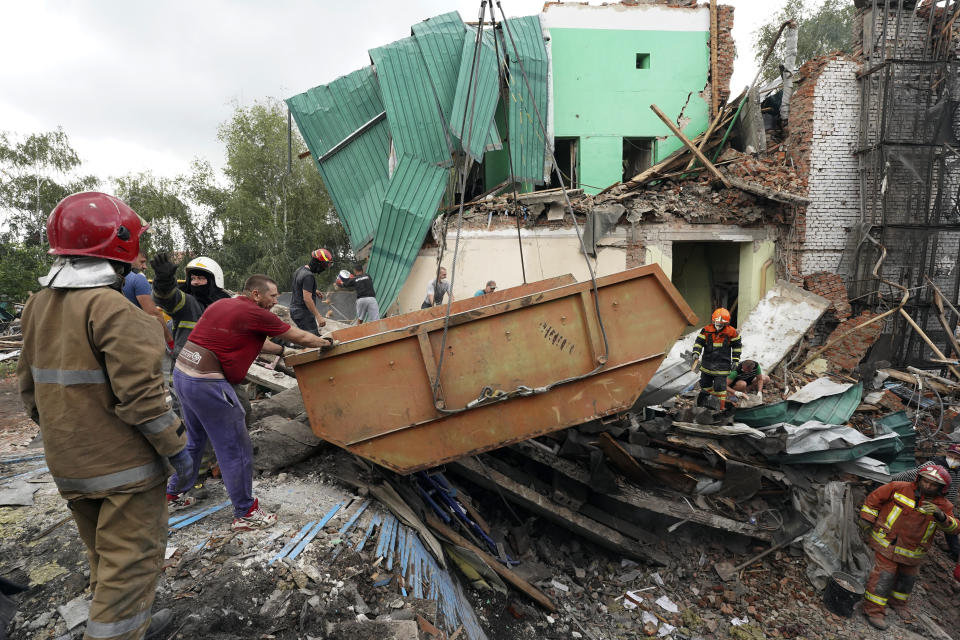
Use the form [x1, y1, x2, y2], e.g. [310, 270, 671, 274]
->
[0, 0, 794, 184]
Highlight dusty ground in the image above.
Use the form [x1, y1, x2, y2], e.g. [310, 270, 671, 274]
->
[3, 369, 960, 640]
[0, 373, 38, 454]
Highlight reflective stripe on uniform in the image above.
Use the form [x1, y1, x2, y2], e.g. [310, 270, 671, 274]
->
[31, 367, 106, 385]
[861, 505, 880, 517]
[700, 368, 731, 376]
[871, 529, 890, 547]
[893, 493, 916, 509]
[177, 320, 196, 330]
[864, 591, 887, 606]
[85, 608, 152, 638]
[137, 410, 178, 435]
[53, 460, 163, 493]
[884, 505, 902, 529]
[169, 291, 187, 314]
[890, 591, 909, 602]
[893, 545, 925, 559]
[921, 521, 938, 543]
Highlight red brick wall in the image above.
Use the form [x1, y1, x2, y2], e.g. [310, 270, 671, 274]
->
[821, 310, 885, 372]
[803, 271, 852, 321]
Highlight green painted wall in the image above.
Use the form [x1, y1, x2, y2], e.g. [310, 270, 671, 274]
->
[549, 27, 710, 194]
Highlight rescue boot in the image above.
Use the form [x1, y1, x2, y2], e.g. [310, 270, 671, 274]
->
[145, 608, 173, 640]
[864, 611, 889, 630]
[889, 601, 916, 624]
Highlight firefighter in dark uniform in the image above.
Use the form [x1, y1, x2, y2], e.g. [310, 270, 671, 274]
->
[691, 307, 742, 410]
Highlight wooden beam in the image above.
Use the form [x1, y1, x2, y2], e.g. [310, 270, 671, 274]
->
[899, 308, 960, 380]
[724, 174, 810, 205]
[449, 456, 670, 565]
[878, 368, 954, 396]
[508, 441, 771, 540]
[424, 512, 557, 612]
[650, 104, 731, 188]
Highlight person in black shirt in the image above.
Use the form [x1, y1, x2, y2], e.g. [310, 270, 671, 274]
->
[289, 248, 332, 335]
[338, 263, 380, 323]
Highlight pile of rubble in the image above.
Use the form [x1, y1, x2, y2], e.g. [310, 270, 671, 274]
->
[5, 274, 960, 639]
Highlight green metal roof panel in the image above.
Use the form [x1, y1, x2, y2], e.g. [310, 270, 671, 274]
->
[412, 12, 467, 125]
[451, 29, 501, 162]
[502, 15, 549, 184]
[286, 67, 391, 250]
[735, 383, 863, 427]
[370, 38, 452, 166]
[368, 154, 448, 310]
[790, 383, 862, 426]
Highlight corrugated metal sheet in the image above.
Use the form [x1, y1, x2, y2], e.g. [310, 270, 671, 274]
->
[450, 29, 500, 162]
[502, 15, 549, 184]
[286, 67, 391, 250]
[412, 12, 467, 124]
[735, 383, 863, 427]
[370, 38, 452, 166]
[412, 14, 501, 157]
[367, 155, 448, 310]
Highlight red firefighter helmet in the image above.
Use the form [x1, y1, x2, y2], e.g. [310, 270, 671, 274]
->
[918, 463, 951, 495]
[46, 192, 148, 264]
[711, 308, 731, 327]
[311, 248, 333, 263]
[947, 443, 960, 457]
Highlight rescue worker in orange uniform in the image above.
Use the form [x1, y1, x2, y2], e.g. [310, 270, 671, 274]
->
[17, 192, 193, 640]
[691, 308, 742, 409]
[859, 463, 959, 629]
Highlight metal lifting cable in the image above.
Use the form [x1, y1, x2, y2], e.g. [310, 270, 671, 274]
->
[490, 18, 527, 284]
[428, 1, 614, 415]
[494, 0, 610, 361]
[432, 0, 490, 405]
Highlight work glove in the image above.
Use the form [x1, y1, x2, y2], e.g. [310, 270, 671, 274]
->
[149, 252, 179, 294]
[917, 502, 944, 519]
[167, 448, 194, 494]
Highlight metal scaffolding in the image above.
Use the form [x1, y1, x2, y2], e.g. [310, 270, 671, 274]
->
[853, 0, 960, 366]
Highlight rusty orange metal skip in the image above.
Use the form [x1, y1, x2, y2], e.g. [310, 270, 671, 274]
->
[287, 265, 698, 474]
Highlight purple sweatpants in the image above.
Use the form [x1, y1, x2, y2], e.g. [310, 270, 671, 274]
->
[168, 369, 253, 518]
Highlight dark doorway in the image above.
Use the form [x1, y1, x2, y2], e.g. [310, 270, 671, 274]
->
[622, 138, 654, 183]
[671, 241, 742, 330]
[550, 137, 578, 189]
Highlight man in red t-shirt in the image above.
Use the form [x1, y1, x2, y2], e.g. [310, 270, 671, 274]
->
[167, 274, 330, 531]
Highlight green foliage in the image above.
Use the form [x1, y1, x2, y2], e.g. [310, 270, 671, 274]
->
[215, 99, 348, 290]
[0, 242, 47, 303]
[0, 128, 99, 300]
[752, 0, 856, 83]
[0, 128, 99, 246]
[0, 104, 348, 299]
[113, 164, 224, 259]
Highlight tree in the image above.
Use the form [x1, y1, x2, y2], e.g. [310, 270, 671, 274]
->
[113, 163, 224, 259]
[753, 0, 856, 83]
[0, 128, 100, 301]
[215, 99, 348, 290]
[0, 128, 99, 245]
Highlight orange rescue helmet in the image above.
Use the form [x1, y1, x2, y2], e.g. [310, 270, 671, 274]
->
[311, 248, 333, 263]
[711, 308, 731, 328]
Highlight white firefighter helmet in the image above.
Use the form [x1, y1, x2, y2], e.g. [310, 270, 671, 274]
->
[185, 256, 225, 289]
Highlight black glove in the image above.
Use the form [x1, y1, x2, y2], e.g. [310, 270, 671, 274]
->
[167, 448, 194, 494]
[150, 252, 179, 294]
